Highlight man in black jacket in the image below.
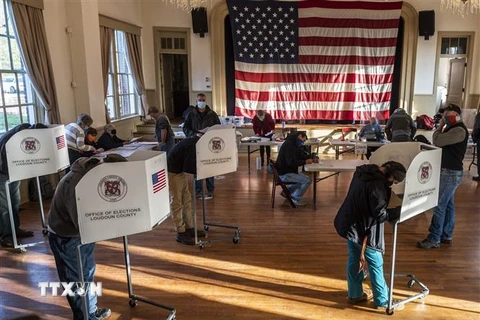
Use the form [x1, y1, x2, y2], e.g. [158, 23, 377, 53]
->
[183, 94, 220, 199]
[334, 161, 406, 309]
[385, 108, 416, 142]
[417, 104, 468, 249]
[0, 123, 46, 247]
[97, 124, 125, 151]
[275, 132, 318, 207]
[167, 133, 206, 245]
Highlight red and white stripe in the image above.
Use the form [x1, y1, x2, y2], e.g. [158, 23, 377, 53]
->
[234, 0, 403, 121]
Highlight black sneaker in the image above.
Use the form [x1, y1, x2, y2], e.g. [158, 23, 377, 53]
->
[176, 232, 195, 245]
[417, 238, 440, 249]
[186, 228, 206, 238]
[473, 176, 480, 182]
[195, 193, 202, 199]
[440, 238, 452, 245]
[0, 237, 14, 248]
[204, 192, 213, 200]
[92, 307, 111, 319]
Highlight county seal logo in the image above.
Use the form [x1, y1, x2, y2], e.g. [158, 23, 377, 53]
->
[97, 175, 128, 202]
[208, 137, 225, 153]
[21, 137, 41, 154]
[417, 161, 432, 184]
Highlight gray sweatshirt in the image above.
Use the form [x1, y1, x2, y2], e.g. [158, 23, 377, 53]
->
[48, 158, 99, 237]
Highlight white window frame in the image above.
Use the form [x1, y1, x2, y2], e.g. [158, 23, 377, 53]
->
[106, 30, 140, 121]
[0, 0, 39, 135]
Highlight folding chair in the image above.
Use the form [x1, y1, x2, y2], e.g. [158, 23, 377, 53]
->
[268, 159, 297, 208]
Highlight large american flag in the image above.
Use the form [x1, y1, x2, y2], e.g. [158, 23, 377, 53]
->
[227, 0, 403, 121]
[152, 169, 167, 194]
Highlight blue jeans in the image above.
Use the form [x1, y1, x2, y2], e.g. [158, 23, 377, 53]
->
[195, 177, 215, 195]
[0, 173, 20, 240]
[49, 233, 98, 319]
[347, 240, 388, 307]
[279, 173, 311, 202]
[427, 169, 463, 243]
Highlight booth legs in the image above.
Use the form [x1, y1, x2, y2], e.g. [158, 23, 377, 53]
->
[385, 222, 429, 315]
[193, 180, 241, 249]
[5, 180, 45, 253]
[35, 176, 48, 235]
[123, 236, 177, 319]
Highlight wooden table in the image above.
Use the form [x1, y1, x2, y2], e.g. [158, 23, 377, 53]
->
[304, 159, 368, 209]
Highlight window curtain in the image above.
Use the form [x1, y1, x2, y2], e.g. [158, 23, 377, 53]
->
[125, 32, 148, 119]
[100, 26, 114, 123]
[7, 0, 60, 124]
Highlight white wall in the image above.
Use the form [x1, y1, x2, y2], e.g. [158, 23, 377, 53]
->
[141, 1, 213, 94]
[97, 0, 143, 26]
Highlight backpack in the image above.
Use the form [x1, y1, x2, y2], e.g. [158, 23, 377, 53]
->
[416, 115, 435, 130]
[28, 176, 54, 202]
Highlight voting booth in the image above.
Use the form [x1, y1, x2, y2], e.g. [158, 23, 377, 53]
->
[5, 125, 69, 252]
[195, 125, 240, 248]
[75, 150, 175, 319]
[369, 142, 441, 314]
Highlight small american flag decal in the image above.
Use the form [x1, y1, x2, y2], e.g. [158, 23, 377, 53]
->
[56, 135, 66, 150]
[152, 169, 166, 194]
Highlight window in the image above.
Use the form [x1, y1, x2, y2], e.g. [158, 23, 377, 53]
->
[0, 0, 37, 134]
[440, 37, 468, 56]
[106, 30, 139, 120]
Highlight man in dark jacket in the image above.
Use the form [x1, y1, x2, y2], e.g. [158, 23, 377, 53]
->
[385, 108, 416, 142]
[48, 155, 126, 320]
[183, 93, 220, 199]
[0, 123, 46, 247]
[167, 132, 206, 245]
[417, 104, 468, 249]
[472, 111, 480, 181]
[334, 161, 406, 309]
[275, 132, 318, 207]
[97, 124, 125, 151]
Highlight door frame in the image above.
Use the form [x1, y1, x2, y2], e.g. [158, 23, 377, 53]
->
[434, 31, 475, 109]
[153, 27, 192, 115]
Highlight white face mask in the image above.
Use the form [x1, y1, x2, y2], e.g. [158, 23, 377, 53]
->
[258, 115, 265, 121]
[197, 101, 206, 109]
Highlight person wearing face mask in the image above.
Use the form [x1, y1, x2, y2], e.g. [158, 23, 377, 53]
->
[417, 104, 468, 249]
[275, 131, 319, 207]
[334, 161, 406, 310]
[65, 114, 98, 169]
[97, 124, 126, 151]
[183, 93, 221, 199]
[252, 110, 275, 166]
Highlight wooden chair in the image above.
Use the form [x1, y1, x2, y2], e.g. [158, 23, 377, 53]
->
[268, 159, 297, 208]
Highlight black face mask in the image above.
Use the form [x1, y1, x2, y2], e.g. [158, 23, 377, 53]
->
[111, 129, 117, 135]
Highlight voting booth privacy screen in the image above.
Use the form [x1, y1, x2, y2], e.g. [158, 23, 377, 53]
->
[369, 142, 441, 222]
[76, 150, 170, 244]
[196, 125, 238, 180]
[6, 125, 69, 182]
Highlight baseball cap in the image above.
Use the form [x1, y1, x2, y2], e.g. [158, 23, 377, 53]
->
[445, 104, 462, 115]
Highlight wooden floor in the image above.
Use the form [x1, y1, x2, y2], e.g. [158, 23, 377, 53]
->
[1, 153, 479, 320]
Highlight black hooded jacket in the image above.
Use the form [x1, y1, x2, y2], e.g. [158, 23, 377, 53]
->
[334, 164, 400, 252]
[275, 134, 311, 175]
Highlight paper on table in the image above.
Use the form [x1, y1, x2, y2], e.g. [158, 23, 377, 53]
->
[129, 136, 142, 143]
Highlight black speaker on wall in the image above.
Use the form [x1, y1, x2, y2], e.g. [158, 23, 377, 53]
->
[419, 10, 435, 40]
[191, 7, 208, 38]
